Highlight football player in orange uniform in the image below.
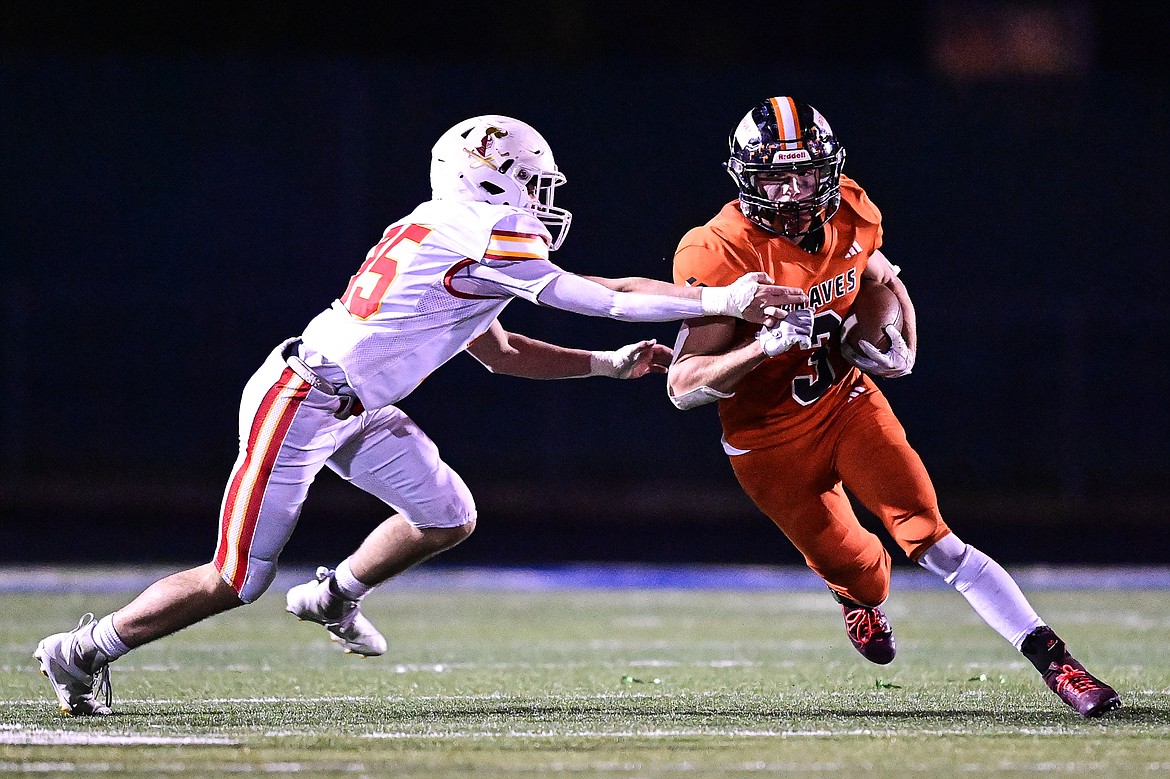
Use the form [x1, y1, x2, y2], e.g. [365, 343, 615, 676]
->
[667, 96, 1120, 718]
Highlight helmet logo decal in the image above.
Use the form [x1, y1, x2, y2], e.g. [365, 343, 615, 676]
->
[811, 108, 831, 135]
[771, 149, 812, 163]
[733, 114, 759, 149]
[466, 126, 510, 169]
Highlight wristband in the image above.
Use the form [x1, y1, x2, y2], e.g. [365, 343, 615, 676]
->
[588, 350, 619, 378]
[699, 286, 731, 317]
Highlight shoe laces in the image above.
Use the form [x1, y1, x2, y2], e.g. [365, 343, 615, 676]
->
[312, 567, 359, 623]
[93, 662, 112, 709]
[1053, 664, 1101, 695]
[74, 613, 113, 708]
[844, 607, 888, 642]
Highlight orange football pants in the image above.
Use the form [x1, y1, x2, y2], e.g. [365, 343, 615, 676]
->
[729, 375, 950, 606]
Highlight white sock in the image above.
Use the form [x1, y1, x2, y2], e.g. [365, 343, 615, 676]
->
[333, 558, 374, 601]
[91, 614, 132, 660]
[918, 533, 1044, 649]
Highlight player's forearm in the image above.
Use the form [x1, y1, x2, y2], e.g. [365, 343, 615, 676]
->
[668, 339, 765, 397]
[542, 273, 805, 324]
[478, 332, 593, 379]
[539, 274, 705, 321]
[583, 275, 700, 298]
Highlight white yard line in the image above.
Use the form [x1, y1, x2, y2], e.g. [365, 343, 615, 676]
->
[0, 731, 236, 745]
[361, 726, 1096, 739]
[0, 724, 1098, 746]
[6, 688, 1169, 709]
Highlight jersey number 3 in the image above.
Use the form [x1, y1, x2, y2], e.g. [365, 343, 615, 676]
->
[340, 224, 433, 319]
[792, 310, 843, 406]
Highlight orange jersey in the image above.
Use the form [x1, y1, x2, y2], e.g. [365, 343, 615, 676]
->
[672, 176, 884, 450]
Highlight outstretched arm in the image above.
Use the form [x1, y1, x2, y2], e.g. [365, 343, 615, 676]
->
[467, 321, 672, 380]
[582, 275, 685, 294]
[450, 258, 806, 323]
[538, 271, 807, 324]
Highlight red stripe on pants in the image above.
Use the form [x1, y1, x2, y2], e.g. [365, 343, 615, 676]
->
[214, 367, 308, 591]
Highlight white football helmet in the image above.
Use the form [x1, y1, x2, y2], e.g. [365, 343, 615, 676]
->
[430, 115, 572, 250]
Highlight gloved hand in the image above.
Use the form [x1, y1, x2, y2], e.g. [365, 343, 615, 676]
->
[590, 339, 673, 379]
[841, 324, 914, 378]
[700, 272, 808, 322]
[757, 308, 814, 357]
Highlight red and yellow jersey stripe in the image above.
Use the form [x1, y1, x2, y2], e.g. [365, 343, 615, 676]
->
[484, 229, 548, 261]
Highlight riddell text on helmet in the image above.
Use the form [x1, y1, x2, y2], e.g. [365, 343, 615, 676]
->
[771, 149, 812, 163]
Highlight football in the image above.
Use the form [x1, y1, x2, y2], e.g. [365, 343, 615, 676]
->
[844, 280, 902, 353]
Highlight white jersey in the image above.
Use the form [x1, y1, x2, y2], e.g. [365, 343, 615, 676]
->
[301, 199, 562, 409]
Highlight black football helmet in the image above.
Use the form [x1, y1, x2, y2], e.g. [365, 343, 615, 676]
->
[726, 96, 845, 238]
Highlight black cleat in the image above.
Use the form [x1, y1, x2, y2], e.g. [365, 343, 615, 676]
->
[1021, 626, 1121, 718]
[833, 591, 896, 665]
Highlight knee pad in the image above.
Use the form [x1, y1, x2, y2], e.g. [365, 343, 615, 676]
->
[442, 516, 477, 543]
[218, 555, 278, 604]
[407, 499, 477, 530]
[399, 467, 478, 529]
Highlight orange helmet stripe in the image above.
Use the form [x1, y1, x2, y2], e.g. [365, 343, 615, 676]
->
[769, 96, 802, 149]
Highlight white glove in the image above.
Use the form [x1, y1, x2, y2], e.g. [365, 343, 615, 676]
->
[757, 308, 814, 357]
[589, 340, 657, 379]
[840, 324, 915, 378]
[700, 272, 772, 318]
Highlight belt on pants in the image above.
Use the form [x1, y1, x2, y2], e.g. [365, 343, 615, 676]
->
[281, 339, 365, 420]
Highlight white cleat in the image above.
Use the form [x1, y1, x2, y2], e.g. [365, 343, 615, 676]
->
[286, 567, 387, 657]
[34, 613, 113, 716]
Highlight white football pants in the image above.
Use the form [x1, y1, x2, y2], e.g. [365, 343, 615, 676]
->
[213, 340, 476, 602]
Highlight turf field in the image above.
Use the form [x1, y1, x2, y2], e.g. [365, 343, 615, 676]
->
[2, 564, 1169, 777]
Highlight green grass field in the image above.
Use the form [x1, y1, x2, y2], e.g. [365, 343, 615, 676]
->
[2, 566, 1169, 777]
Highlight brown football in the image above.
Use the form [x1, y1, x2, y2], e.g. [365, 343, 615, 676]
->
[844, 280, 902, 353]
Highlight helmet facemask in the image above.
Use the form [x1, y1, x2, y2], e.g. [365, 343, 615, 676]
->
[728, 152, 845, 237]
[726, 97, 845, 239]
[498, 159, 571, 250]
[431, 116, 573, 250]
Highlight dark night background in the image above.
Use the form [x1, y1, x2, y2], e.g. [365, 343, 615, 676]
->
[2, 1, 1168, 569]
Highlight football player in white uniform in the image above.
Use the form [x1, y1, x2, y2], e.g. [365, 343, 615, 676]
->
[34, 114, 811, 715]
